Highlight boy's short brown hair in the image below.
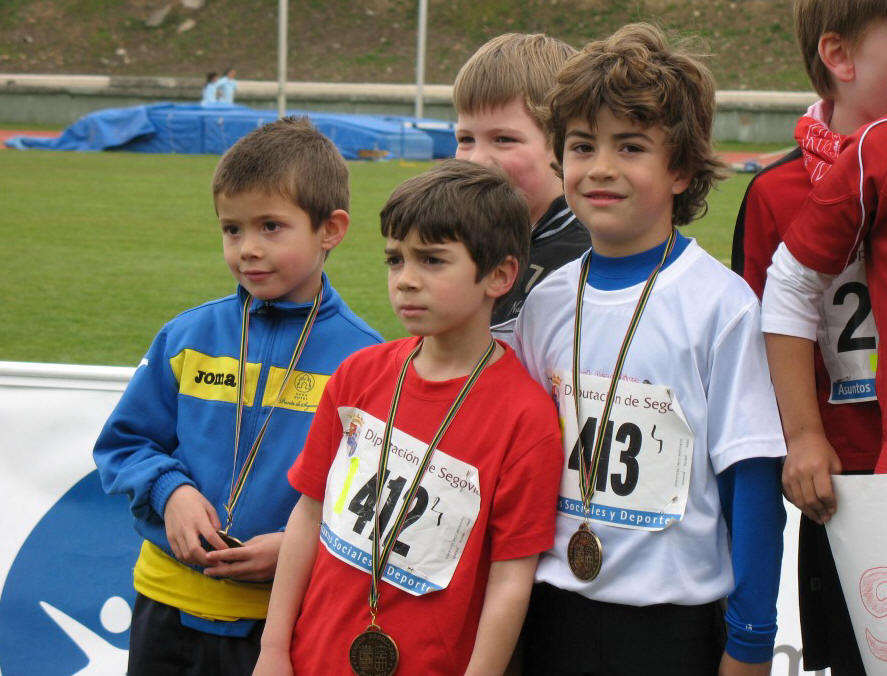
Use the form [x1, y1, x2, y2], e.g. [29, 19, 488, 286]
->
[212, 116, 348, 230]
[545, 23, 725, 226]
[453, 33, 576, 129]
[380, 159, 530, 281]
[794, 0, 887, 99]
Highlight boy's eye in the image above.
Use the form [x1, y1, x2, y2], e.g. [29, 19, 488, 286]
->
[423, 255, 444, 265]
[569, 142, 594, 154]
[494, 135, 517, 144]
[456, 135, 474, 146]
[263, 221, 280, 231]
[222, 224, 239, 236]
[621, 143, 644, 153]
[384, 255, 403, 267]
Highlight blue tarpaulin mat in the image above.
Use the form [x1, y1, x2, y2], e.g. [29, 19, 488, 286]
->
[383, 116, 457, 160]
[5, 103, 456, 160]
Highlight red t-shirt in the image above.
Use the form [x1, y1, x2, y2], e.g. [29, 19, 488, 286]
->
[783, 119, 887, 469]
[287, 338, 563, 674]
[734, 144, 880, 471]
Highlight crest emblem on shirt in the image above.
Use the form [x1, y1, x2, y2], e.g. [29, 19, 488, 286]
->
[548, 373, 562, 405]
[294, 372, 315, 394]
[345, 412, 365, 457]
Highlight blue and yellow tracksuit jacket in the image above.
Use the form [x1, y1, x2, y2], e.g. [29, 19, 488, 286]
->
[93, 274, 382, 633]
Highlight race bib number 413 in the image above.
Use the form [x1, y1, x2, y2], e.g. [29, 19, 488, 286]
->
[549, 369, 694, 531]
[320, 407, 481, 596]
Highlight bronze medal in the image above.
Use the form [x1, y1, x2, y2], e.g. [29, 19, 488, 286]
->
[568, 232, 674, 584]
[349, 624, 399, 676]
[216, 529, 243, 548]
[349, 339, 492, 676]
[567, 522, 602, 581]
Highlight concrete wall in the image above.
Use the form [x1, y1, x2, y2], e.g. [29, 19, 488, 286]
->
[713, 90, 816, 144]
[0, 73, 816, 143]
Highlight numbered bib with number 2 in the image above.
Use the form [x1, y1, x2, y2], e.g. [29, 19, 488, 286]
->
[817, 257, 879, 404]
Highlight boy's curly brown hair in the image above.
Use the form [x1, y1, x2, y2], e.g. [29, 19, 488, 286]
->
[544, 23, 726, 226]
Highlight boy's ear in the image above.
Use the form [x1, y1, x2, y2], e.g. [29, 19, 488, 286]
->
[671, 171, 692, 196]
[319, 209, 350, 251]
[819, 32, 855, 83]
[484, 255, 520, 300]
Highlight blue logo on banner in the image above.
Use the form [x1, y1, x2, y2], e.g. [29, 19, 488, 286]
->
[0, 471, 141, 676]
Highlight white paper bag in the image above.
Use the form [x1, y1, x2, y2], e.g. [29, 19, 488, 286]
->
[826, 474, 887, 675]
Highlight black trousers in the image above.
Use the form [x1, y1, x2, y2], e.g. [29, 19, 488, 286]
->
[522, 583, 726, 676]
[127, 594, 263, 676]
[798, 515, 866, 675]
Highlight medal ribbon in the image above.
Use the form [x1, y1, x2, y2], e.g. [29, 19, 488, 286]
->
[572, 229, 676, 513]
[368, 338, 496, 619]
[223, 288, 323, 532]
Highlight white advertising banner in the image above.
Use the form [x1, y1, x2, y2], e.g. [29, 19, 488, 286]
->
[827, 474, 887, 675]
[0, 362, 140, 676]
[0, 362, 818, 675]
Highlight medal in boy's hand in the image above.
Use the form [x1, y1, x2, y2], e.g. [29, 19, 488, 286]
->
[216, 529, 243, 548]
[568, 522, 602, 581]
[199, 530, 244, 552]
[349, 624, 399, 676]
[217, 290, 322, 551]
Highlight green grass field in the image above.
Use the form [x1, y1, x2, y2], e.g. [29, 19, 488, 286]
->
[0, 150, 759, 366]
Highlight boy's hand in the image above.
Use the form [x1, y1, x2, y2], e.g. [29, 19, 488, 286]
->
[718, 652, 771, 676]
[764, 333, 841, 524]
[163, 485, 225, 567]
[203, 532, 285, 581]
[252, 645, 294, 676]
[781, 431, 842, 524]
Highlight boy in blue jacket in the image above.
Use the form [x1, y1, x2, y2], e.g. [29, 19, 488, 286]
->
[93, 117, 382, 676]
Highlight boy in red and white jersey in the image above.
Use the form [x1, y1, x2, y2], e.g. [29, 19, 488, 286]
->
[765, 117, 887, 470]
[733, 4, 887, 670]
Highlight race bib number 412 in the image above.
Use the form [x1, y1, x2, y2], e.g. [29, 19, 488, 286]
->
[320, 407, 481, 596]
[549, 369, 694, 531]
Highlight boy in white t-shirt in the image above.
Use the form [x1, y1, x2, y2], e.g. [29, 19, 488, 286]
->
[514, 23, 786, 676]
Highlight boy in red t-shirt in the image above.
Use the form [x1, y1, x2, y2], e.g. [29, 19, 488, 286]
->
[253, 159, 563, 676]
[733, 2, 887, 672]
